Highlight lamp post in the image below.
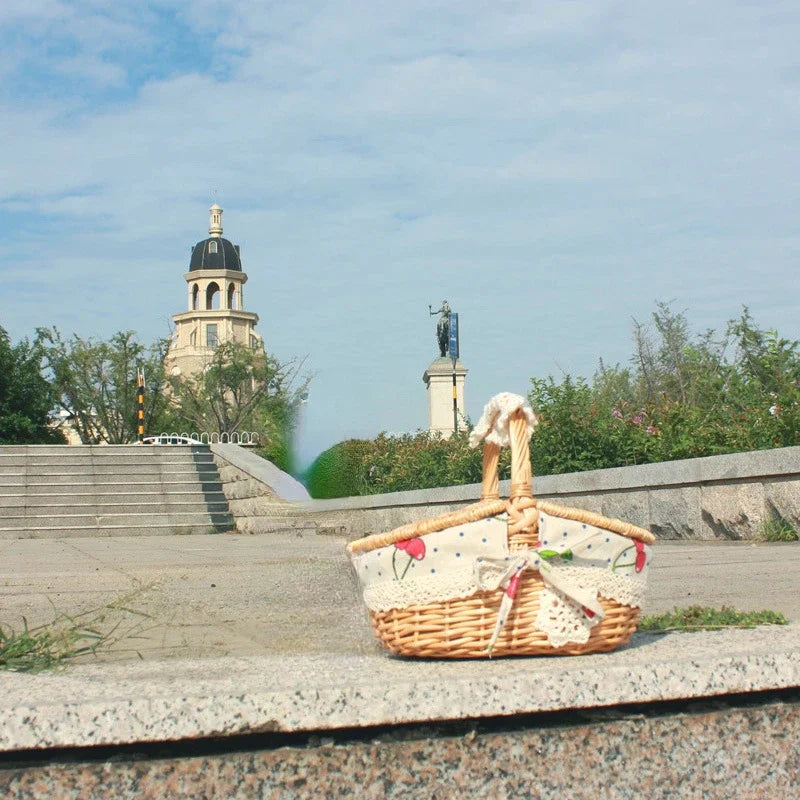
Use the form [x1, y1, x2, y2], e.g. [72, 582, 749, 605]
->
[136, 368, 145, 443]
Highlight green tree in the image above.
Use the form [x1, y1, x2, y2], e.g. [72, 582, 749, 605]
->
[167, 340, 309, 471]
[629, 301, 729, 407]
[0, 325, 64, 444]
[37, 328, 172, 444]
[726, 308, 800, 449]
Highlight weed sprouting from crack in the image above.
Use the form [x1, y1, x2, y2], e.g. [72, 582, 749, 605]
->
[0, 584, 156, 673]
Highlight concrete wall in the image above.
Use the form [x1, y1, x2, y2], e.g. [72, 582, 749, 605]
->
[300, 446, 800, 540]
[211, 443, 316, 534]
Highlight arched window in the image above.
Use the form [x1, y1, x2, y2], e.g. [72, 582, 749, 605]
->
[206, 282, 220, 310]
[208, 240, 218, 254]
[191, 284, 199, 311]
[227, 283, 237, 310]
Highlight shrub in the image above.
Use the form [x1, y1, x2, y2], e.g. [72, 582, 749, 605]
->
[305, 430, 511, 498]
[305, 439, 374, 498]
[757, 511, 800, 542]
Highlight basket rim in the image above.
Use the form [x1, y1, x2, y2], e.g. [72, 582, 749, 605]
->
[347, 498, 506, 555]
[347, 496, 655, 555]
[535, 500, 655, 544]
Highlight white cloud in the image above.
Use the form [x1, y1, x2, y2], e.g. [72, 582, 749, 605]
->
[2, 1, 800, 462]
[55, 55, 128, 88]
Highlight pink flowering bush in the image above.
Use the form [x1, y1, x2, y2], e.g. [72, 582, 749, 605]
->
[528, 305, 800, 474]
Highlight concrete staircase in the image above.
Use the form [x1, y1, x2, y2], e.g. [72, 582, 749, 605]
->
[0, 445, 235, 539]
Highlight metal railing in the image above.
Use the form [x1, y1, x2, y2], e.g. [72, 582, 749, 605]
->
[144, 431, 261, 446]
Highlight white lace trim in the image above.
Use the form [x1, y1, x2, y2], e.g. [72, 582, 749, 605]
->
[536, 587, 594, 647]
[548, 565, 648, 608]
[533, 570, 646, 648]
[364, 567, 480, 612]
[362, 562, 646, 613]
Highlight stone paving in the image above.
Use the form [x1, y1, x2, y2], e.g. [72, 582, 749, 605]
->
[1, 527, 799, 788]
[1, 533, 798, 663]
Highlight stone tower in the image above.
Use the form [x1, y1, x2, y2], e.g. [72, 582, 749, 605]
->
[166, 204, 263, 378]
[423, 358, 468, 438]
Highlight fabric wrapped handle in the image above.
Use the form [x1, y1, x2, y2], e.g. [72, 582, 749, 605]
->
[479, 413, 533, 500]
[472, 393, 537, 501]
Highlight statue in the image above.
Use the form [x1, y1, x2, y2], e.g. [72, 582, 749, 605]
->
[429, 300, 451, 358]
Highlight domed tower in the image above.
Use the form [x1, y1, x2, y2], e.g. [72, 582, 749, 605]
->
[166, 204, 263, 378]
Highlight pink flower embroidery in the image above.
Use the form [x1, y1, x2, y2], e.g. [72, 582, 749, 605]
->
[393, 537, 426, 580]
[634, 540, 647, 573]
[395, 538, 426, 560]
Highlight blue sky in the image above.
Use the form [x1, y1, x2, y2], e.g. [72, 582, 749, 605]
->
[2, 1, 799, 465]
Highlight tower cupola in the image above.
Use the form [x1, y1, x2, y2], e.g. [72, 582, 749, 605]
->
[209, 203, 223, 237]
[166, 203, 263, 378]
[189, 203, 242, 272]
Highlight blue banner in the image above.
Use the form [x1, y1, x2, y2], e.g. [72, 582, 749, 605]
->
[448, 313, 459, 359]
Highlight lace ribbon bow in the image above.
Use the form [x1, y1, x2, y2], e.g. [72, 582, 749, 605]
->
[474, 549, 606, 654]
[468, 392, 538, 448]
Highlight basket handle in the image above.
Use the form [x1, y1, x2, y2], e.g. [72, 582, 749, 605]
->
[480, 442, 500, 500]
[479, 409, 533, 501]
[508, 409, 533, 500]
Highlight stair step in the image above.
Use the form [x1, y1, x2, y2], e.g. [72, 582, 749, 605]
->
[0, 465, 219, 476]
[0, 491, 228, 506]
[0, 523, 234, 539]
[0, 482, 223, 496]
[0, 501, 232, 515]
[0, 452, 214, 462]
[0, 446, 210, 455]
[0, 511, 234, 528]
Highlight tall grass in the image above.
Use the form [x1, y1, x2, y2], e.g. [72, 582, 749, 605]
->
[0, 588, 153, 672]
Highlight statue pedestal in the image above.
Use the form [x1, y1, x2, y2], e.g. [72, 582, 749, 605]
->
[423, 358, 468, 438]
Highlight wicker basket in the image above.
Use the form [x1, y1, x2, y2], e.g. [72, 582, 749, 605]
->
[348, 396, 655, 658]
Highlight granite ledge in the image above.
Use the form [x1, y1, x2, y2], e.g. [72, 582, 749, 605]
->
[1, 625, 798, 753]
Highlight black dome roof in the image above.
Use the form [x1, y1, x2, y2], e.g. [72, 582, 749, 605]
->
[189, 237, 242, 271]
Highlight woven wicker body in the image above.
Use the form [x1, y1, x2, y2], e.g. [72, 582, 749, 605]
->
[371, 590, 641, 659]
[349, 406, 655, 659]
